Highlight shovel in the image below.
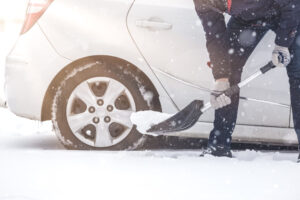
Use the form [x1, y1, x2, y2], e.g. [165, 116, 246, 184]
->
[147, 61, 276, 134]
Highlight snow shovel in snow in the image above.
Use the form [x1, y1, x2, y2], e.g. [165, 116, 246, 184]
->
[147, 61, 276, 134]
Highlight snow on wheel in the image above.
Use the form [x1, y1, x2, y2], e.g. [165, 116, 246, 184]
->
[51, 57, 161, 150]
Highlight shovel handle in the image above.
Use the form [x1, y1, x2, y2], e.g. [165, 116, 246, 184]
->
[222, 61, 275, 98]
[202, 62, 275, 113]
[260, 61, 276, 74]
[223, 85, 240, 98]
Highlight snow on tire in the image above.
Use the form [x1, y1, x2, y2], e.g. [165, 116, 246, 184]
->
[51, 57, 161, 150]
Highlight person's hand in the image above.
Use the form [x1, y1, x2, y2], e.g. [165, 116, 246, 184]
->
[210, 79, 231, 110]
[272, 45, 291, 68]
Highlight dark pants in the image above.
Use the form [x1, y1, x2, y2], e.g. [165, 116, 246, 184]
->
[208, 17, 300, 150]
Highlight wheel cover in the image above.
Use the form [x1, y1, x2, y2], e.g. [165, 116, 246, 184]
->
[66, 77, 136, 148]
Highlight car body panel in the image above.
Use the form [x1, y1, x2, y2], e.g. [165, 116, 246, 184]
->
[5, 25, 71, 120]
[169, 121, 297, 145]
[5, 0, 178, 120]
[38, 0, 177, 114]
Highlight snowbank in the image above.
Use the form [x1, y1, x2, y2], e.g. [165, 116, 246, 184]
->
[0, 108, 299, 200]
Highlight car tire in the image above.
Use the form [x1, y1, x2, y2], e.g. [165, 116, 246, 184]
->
[51, 57, 161, 150]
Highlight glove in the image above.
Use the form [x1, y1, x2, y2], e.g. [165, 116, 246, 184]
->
[210, 79, 231, 110]
[272, 45, 291, 68]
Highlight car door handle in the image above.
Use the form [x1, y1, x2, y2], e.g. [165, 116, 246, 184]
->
[135, 20, 172, 30]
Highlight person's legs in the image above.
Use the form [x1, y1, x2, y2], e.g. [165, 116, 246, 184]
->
[286, 26, 300, 159]
[207, 18, 269, 154]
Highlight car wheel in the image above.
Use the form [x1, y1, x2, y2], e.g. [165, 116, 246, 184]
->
[51, 58, 161, 150]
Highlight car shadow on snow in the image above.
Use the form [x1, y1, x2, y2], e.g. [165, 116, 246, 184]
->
[140, 136, 298, 162]
[5, 133, 298, 162]
[6, 132, 297, 155]
[141, 135, 298, 152]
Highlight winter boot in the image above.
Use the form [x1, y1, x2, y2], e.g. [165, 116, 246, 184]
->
[200, 145, 232, 158]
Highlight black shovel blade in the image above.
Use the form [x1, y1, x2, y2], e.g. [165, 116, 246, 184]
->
[147, 100, 204, 134]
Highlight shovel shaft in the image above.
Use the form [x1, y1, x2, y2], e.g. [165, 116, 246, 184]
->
[238, 62, 275, 88]
[201, 62, 275, 113]
[201, 102, 212, 113]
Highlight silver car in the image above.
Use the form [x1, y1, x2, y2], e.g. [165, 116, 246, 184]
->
[5, 0, 297, 150]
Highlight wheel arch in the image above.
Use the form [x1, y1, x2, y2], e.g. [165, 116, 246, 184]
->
[41, 55, 162, 121]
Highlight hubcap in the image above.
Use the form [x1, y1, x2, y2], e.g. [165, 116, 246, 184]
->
[66, 77, 136, 147]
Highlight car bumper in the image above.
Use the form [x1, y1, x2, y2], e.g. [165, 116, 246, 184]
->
[5, 24, 70, 120]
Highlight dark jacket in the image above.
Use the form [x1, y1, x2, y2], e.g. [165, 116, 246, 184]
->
[194, 0, 300, 79]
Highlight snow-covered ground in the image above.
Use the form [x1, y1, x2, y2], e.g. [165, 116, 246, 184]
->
[0, 108, 299, 200]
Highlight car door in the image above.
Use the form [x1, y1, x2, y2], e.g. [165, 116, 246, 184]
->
[127, 0, 291, 127]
